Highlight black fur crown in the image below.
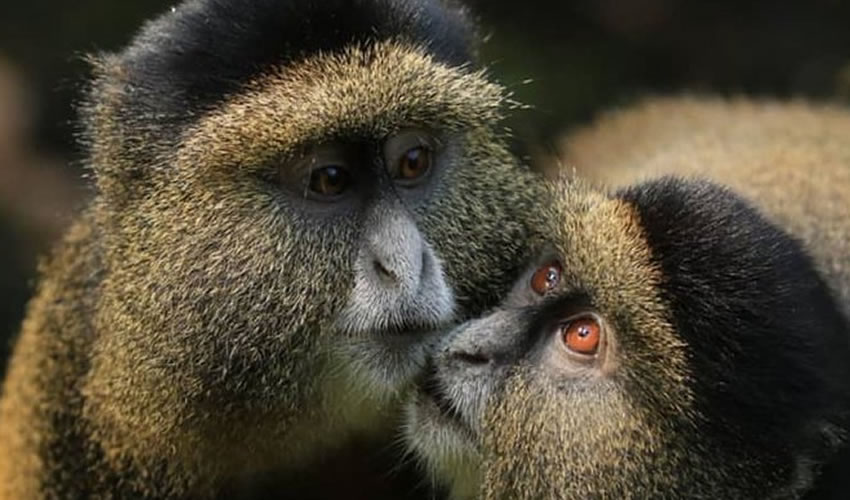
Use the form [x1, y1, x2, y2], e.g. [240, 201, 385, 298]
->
[115, 0, 476, 121]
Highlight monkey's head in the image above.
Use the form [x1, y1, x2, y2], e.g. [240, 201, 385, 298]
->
[406, 178, 850, 499]
[79, 0, 535, 479]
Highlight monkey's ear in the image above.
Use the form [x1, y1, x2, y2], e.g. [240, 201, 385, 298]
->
[79, 53, 172, 204]
[80, 54, 140, 201]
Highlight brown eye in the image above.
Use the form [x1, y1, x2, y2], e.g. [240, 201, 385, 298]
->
[308, 165, 350, 197]
[531, 261, 562, 295]
[384, 129, 439, 186]
[399, 146, 432, 181]
[561, 316, 601, 356]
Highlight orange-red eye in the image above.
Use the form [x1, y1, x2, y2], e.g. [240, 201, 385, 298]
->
[399, 146, 432, 181]
[561, 316, 601, 356]
[531, 261, 562, 295]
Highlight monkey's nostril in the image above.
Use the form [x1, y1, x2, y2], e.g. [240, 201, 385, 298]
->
[453, 351, 490, 365]
[373, 260, 397, 284]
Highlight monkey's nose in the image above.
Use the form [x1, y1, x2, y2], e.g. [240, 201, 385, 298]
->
[335, 203, 454, 336]
[439, 310, 527, 369]
[362, 210, 425, 294]
[373, 259, 395, 283]
[371, 250, 427, 290]
[441, 342, 495, 378]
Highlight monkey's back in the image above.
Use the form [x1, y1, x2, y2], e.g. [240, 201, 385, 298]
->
[557, 97, 850, 315]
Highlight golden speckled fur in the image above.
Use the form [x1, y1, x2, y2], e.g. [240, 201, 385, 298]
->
[481, 185, 698, 499]
[407, 97, 850, 500]
[481, 98, 850, 498]
[556, 96, 850, 313]
[0, 35, 540, 499]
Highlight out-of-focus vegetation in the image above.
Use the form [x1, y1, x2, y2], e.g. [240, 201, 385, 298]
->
[1, 0, 850, 373]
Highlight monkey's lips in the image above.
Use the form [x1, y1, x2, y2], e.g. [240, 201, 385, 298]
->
[418, 363, 460, 418]
[333, 326, 447, 396]
[333, 291, 457, 393]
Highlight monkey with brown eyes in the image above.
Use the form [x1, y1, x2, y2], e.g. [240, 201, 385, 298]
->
[0, 0, 545, 497]
[404, 146, 850, 499]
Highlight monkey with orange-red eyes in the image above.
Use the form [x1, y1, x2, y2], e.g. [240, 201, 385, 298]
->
[404, 98, 850, 500]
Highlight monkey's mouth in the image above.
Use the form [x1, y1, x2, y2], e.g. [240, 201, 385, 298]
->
[375, 321, 444, 339]
[418, 362, 458, 417]
[332, 326, 449, 398]
[414, 363, 476, 439]
[367, 323, 447, 358]
[335, 300, 454, 340]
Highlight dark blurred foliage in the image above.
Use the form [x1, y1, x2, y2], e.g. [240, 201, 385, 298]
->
[1, 0, 850, 373]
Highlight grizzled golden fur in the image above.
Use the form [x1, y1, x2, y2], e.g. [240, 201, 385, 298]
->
[484, 98, 850, 498]
[407, 98, 850, 499]
[0, 1, 540, 497]
[557, 96, 850, 312]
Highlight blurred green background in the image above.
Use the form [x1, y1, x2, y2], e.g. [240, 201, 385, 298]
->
[1, 0, 850, 373]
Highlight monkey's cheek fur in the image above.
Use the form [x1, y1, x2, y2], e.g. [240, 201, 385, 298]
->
[403, 391, 482, 500]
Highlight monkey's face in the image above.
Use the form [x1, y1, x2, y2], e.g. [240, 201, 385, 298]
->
[406, 180, 850, 499]
[87, 42, 534, 467]
[406, 184, 687, 498]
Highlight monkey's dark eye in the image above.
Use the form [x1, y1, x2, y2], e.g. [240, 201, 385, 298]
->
[282, 145, 353, 201]
[398, 146, 432, 181]
[531, 261, 562, 295]
[384, 129, 439, 187]
[308, 165, 351, 197]
[559, 315, 601, 356]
